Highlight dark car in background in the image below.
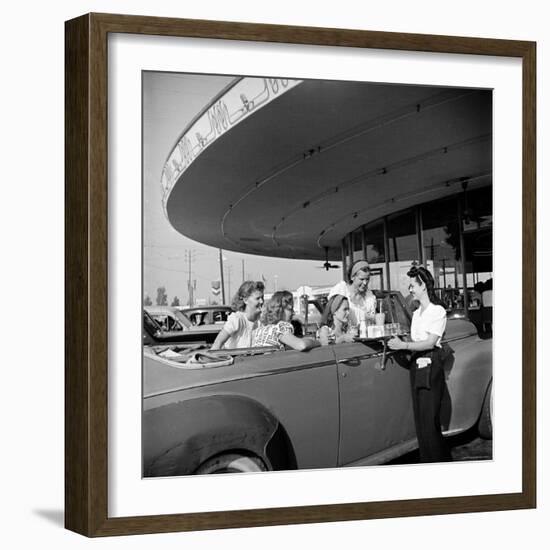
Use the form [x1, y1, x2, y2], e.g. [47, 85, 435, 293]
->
[178, 305, 232, 326]
[144, 306, 221, 345]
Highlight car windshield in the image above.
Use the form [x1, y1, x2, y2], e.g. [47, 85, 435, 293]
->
[146, 309, 192, 331]
[143, 311, 161, 334]
[187, 311, 208, 326]
[172, 309, 192, 329]
[384, 293, 411, 332]
[212, 310, 230, 323]
[151, 314, 181, 332]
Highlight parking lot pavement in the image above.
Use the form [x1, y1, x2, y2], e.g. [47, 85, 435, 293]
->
[385, 427, 492, 464]
[448, 429, 493, 461]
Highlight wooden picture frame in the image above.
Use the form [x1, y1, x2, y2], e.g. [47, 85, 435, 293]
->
[65, 12, 536, 537]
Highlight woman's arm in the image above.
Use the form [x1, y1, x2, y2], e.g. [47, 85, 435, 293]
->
[211, 313, 240, 350]
[210, 329, 231, 350]
[335, 333, 355, 344]
[388, 333, 439, 352]
[279, 332, 321, 351]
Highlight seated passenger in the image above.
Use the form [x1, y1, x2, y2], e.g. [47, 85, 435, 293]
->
[318, 294, 355, 345]
[253, 291, 320, 352]
[328, 259, 377, 326]
[210, 281, 264, 350]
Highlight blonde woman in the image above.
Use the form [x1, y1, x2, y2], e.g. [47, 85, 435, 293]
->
[318, 295, 355, 345]
[253, 291, 320, 351]
[328, 259, 376, 326]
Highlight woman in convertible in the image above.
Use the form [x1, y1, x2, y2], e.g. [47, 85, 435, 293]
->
[328, 259, 377, 326]
[318, 294, 356, 345]
[387, 265, 452, 463]
[210, 281, 264, 350]
[253, 291, 320, 351]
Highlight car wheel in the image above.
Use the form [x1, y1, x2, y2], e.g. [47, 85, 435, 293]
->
[478, 380, 493, 440]
[195, 453, 267, 474]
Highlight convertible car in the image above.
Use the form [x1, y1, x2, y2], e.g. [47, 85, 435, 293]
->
[143, 292, 492, 476]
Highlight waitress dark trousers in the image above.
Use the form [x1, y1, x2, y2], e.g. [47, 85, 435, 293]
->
[409, 350, 452, 463]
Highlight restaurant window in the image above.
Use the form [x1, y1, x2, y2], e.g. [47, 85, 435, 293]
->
[342, 236, 352, 277]
[422, 196, 464, 310]
[387, 209, 419, 296]
[461, 185, 493, 318]
[364, 221, 385, 290]
[352, 228, 363, 261]
[461, 185, 493, 287]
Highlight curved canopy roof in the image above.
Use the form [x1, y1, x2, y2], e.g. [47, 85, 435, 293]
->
[162, 77, 492, 261]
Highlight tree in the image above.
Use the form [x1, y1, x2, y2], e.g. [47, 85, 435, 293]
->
[171, 296, 180, 307]
[143, 295, 152, 306]
[156, 286, 168, 306]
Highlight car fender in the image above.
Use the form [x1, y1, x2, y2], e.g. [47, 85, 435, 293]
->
[442, 336, 493, 432]
[143, 394, 281, 476]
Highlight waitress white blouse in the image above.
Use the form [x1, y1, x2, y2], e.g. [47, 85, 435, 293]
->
[410, 303, 447, 347]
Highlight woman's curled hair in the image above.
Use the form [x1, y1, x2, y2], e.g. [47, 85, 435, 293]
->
[262, 290, 293, 325]
[231, 280, 264, 311]
[406, 265, 445, 307]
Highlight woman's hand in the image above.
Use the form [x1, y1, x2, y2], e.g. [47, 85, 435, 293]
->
[388, 336, 406, 350]
[280, 332, 320, 351]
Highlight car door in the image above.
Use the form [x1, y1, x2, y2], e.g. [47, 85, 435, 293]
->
[335, 293, 416, 466]
[334, 341, 414, 465]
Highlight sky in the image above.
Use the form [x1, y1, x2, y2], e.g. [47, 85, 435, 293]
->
[142, 72, 342, 306]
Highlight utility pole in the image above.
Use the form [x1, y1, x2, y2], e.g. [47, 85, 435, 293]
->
[186, 249, 196, 306]
[241, 259, 245, 283]
[218, 248, 226, 304]
[226, 264, 232, 301]
[187, 250, 192, 305]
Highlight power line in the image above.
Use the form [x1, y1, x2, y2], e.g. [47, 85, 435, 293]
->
[144, 263, 225, 284]
[144, 263, 189, 273]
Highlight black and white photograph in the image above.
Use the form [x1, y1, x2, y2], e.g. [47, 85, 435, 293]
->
[142, 72, 494, 477]
[4, 0, 542, 545]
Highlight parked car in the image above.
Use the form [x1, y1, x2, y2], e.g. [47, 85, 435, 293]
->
[178, 305, 233, 327]
[144, 306, 221, 345]
[143, 291, 492, 476]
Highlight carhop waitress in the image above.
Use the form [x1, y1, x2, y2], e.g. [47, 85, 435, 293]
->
[388, 265, 452, 463]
